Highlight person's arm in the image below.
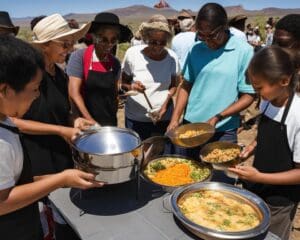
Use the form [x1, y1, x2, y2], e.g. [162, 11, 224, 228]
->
[11, 117, 80, 142]
[121, 72, 145, 92]
[158, 75, 178, 121]
[228, 164, 300, 185]
[0, 169, 103, 216]
[167, 80, 192, 131]
[207, 93, 255, 126]
[68, 76, 96, 123]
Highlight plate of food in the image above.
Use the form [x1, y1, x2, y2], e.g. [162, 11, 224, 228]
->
[141, 155, 212, 192]
[170, 182, 270, 240]
[200, 141, 243, 177]
[166, 123, 215, 148]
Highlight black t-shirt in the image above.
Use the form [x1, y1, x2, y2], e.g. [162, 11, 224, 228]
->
[22, 65, 73, 175]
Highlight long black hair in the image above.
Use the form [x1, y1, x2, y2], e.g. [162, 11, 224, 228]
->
[248, 46, 300, 92]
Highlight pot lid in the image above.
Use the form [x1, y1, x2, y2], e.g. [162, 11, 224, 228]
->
[74, 127, 141, 155]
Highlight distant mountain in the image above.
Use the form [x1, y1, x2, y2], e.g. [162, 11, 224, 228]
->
[12, 4, 300, 27]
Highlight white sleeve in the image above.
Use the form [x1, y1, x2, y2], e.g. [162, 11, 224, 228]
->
[293, 128, 300, 164]
[122, 48, 133, 76]
[0, 141, 16, 190]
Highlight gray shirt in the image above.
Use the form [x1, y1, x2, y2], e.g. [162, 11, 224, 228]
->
[66, 48, 121, 80]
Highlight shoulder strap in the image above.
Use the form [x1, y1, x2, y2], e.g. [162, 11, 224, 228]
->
[0, 122, 20, 134]
[83, 45, 94, 81]
[281, 92, 295, 124]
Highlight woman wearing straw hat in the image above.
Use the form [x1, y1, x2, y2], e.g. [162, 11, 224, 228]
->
[121, 21, 179, 143]
[11, 13, 96, 240]
[67, 12, 132, 126]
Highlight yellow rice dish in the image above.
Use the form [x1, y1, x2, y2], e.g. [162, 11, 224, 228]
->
[202, 148, 240, 163]
[178, 130, 206, 139]
[144, 158, 210, 187]
[178, 190, 260, 232]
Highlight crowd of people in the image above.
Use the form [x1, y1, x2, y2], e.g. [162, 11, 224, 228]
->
[0, 3, 300, 240]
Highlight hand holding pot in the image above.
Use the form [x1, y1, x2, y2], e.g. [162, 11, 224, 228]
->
[58, 126, 82, 143]
[74, 117, 95, 130]
[59, 169, 105, 189]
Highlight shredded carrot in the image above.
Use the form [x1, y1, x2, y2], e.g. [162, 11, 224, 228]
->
[152, 163, 193, 186]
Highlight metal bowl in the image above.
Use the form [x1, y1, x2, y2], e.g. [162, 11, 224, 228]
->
[166, 123, 215, 148]
[170, 182, 270, 240]
[200, 141, 243, 177]
[140, 155, 212, 193]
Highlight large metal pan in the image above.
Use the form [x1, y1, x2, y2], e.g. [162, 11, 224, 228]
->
[170, 182, 270, 240]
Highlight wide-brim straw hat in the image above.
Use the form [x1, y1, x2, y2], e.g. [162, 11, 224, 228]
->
[89, 12, 133, 43]
[0, 11, 19, 35]
[32, 13, 91, 44]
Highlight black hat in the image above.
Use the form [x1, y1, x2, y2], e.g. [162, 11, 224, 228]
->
[89, 12, 133, 43]
[0, 11, 19, 35]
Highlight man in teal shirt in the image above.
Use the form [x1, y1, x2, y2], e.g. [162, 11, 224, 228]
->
[168, 3, 255, 163]
[184, 33, 254, 132]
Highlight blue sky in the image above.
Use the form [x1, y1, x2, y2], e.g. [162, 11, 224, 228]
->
[3, 0, 300, 18]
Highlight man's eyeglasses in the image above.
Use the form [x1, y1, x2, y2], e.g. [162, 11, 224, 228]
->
[52, 40, 74, 49]
[197, 25, 224, 42]
[95, 36, 119, 46]
[148, 39, 167, 46]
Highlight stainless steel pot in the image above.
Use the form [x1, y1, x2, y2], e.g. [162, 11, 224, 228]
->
[170, 182, 270, 240]
[71, 127, 143, 184]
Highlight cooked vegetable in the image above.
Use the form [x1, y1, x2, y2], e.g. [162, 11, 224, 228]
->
[144, 157, 210, 187]
[178, 190, 260, 232]
[202, 148, 240, 163]
[179, 129, 206, 139]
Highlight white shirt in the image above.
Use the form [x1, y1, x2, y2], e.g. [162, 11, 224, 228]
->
[0, 118, 23, 190]
[229, 27, 247, 42]
[260, 93, 300, 163]
[122, 45, 180, 122]
[171, 31, 196, 68]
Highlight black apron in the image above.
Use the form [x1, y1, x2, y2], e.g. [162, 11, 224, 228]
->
[0, 123, 42, 240]
[85, 58, 118, 126]
[22, 66, 73, 176]
[244, 93, 300, 203]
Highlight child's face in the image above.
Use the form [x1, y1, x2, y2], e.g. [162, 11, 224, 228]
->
[250, 73, 289, 102]
[0, 69, 42, 118]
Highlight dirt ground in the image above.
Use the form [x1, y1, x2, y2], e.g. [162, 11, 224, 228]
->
[116, 105, 300, 239]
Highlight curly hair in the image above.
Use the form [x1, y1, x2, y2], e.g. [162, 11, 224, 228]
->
[276, 14, 300, 41]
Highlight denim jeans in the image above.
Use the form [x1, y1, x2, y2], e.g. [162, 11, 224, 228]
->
[125, 117, 174, 154]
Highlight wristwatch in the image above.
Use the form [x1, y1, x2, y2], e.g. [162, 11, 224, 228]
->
[215, 113, 224, 121]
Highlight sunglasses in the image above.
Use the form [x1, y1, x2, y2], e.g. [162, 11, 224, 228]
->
[148, 39, 167, 46]
[95, 36, 119, 46]
[52, 40, 74, 49]
[197, 25, 224, 41]
[178, 16, 191, 21]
